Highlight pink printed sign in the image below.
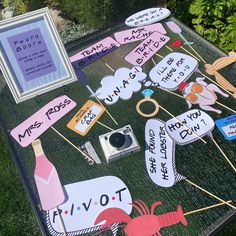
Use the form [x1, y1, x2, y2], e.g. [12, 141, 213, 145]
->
[11, 95, 76, 147]
[124, 31, 170, 66]
[114, 23, 167, 44]
[70, 37, 120, 69]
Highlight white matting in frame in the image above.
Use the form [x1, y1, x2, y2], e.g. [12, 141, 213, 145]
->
[0, 7, 77, 103]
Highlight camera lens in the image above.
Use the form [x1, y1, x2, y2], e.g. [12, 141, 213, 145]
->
[109, 132, 126, 148]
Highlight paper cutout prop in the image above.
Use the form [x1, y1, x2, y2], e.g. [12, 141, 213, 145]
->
[165, 109, 214, 145]
[46, 176, 132, 235]
[11, 95, 76, 147]
[8, 28, 56, 82]
[95, 66, 146, 105]
[114, 23, 166, 44]
[205, 51, 236, 98]
[95, 200, 187, 236]
[145, 119, 185, 188]
[125, 8, 171, 27]
[136, 89, 160, 118]
[73, 69, 98, 97]
[149, 52, 198, 91]
[170, 40, 200, 61]
[125, 31, 170, 66]
[216, 114, 236, 141]
[171, 40, 182, 47]
[32, 139, 65, 210]
[166, 21, 188, 43]
[67, 100, 105, 136]
[70, 37, 120, 69]
[179, 77, 229, 114]
[166, 21, 206, 63]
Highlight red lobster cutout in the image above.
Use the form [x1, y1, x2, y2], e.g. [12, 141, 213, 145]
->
[94, 200, 188, 236]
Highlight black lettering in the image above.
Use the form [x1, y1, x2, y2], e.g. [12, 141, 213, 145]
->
[115, 187, 127, 201]
[82, 199, 92, 211]
[100, 195, 109, 206]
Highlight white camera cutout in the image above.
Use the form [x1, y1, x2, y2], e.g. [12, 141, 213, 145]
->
[99, 125, 140, 162]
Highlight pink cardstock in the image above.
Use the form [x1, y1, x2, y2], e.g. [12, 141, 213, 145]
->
[124, 31, 170, 66]
[114, 23, 167, 44]
[34, 154, 65, 211]
[11, 95, 76, 147]
[70, 37, 120, 69]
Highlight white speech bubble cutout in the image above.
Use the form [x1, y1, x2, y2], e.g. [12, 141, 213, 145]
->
[165, 109, 215, 145]
[46, 176, 132, 235]
[149, 52, 198, 91]
[125, 8, 171, 27]
[96, 66, 146, 105]
[145, 119, 185, 187]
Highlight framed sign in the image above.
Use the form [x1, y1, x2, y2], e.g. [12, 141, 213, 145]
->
[0, 8, 76, 103]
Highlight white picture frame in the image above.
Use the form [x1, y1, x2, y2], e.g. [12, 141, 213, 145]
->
[0, 7, 76, 103]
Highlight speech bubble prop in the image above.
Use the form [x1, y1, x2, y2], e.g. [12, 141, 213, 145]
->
[46, 176, 132, 235]
[95, 66, 146, 105]
[125, 8, 171, 27]
[145, 119, 185, 187]
[149, 52, 198, 91]
[114, 23, 167, 44]
[216, 114, 236, 141]
[165, 109, 215, 145]
[70, 37, 120, 69]
[10, 95, 76, 147]
[67, 100, 105, 136]
[125, 32, 170, 66]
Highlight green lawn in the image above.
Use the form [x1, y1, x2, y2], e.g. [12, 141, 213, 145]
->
[0, 132, 40, 236]
[0, 131, 235, 235]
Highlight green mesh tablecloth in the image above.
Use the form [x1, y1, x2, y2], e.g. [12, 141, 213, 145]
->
[0, 17, 235, 236]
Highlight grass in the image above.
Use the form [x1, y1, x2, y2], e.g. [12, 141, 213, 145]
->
[0, 132, 40, 236]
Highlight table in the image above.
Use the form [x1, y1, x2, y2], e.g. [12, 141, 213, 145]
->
[0, 16, 235, 236]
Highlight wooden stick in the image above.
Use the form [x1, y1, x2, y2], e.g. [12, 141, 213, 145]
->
[188, 44, 206, 63]
[166, 45, 173, 52]
[156, 86, 184, 99]
[211, 137, 236, 172]
[184, 201, 232, 216]
[185, 179, 236, 209]
[155, 53, 164, 59]
[57, 206, 67, 235]
[50, 126, 95, 164]
[216, 101, 236, 114]
[100, 58, 115, 72]
[180, 46, 201, 62]
[97, 120, 114, 131]
[156, 86, 236, 115]
[95, 97, 118, 125]
[151, 58, 157, 65]
[179, 33, 206, 63]
[159, 105, 207, 144]
[201, 73, 234, 97]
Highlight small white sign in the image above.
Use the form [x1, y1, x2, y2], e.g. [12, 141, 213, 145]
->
[67, 100, 105, 136]
[145, 119, 185, 187]
[165, 109, 215, 145]
[149, 52, 198, 90]
[125, 8, 171, 27]
[75, 105, 103, 133]
[47, 176, 132, 235]
[96, 66, 146, 105]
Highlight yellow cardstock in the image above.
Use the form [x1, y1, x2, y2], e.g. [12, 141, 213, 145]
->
[67, 100, 105, 136]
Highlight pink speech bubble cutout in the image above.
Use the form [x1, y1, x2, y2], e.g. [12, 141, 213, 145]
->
[114, 23, 167, 44]
[11, 95, 76, 147]
[124, 31, 170, 66]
